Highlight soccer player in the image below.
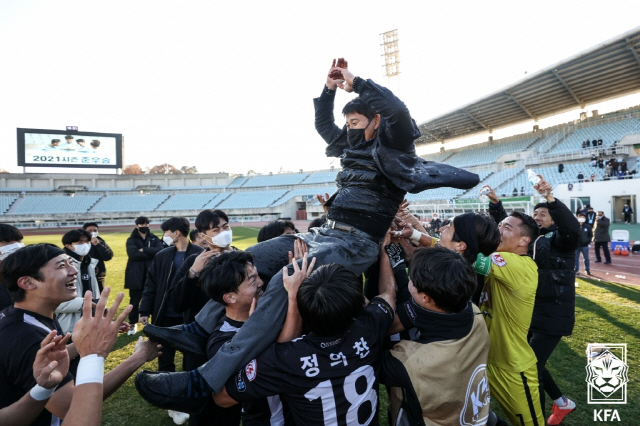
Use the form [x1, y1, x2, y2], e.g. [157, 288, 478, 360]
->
[379, 245, 492, 426]
[210, 256, 396, 426]
[485, 181, 579, 424]
[476, 211, 545, 426]
[0, 244, 161, 426]
[136, 58, 478, 408]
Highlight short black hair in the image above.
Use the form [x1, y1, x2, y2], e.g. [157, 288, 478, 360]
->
[0, 243, 57, 302]
[257, 220, 296, 243]
[308, 215, 327, 229]
[510, 211, 540, 241]
[296, 264, 364, 337]
[161, 217, 190, 238]
[90, 140, 100, 148]
[195, 209, 229, 233]
[189, 229, 199, 242]
[409, 246, 476, 313]
[0, 224, 23, 243]
[200, 251, 255, 305]
[135, 216, 150, 225]
[76, 139, 85, 144]
[51, 139, 60, 144]
[82, 222, 99, 230]
[62, 229, 91, 246]
[65, 135, 73, 140]
[577, 213, 586, 218]
[341, 98, 376, 121]
[451, 213, 500, 263]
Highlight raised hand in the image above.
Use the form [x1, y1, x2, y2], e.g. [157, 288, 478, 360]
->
[288, 239, 309, 264]
[282, 254, 317, 297]
[73, 288, 133, 358]
[33, 330, 71, 389]
[481, 185, 500, 203]
[316, 192, 330, 214]
[326, 58, 345, 90]
[328, 57, 355, 92]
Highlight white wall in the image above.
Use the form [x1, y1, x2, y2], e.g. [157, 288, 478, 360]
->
[553, 179, 639, 219]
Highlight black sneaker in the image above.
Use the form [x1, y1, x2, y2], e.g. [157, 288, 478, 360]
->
[594, 260, 602, 263]
[586, 270, 592, 275]
[604, 261, 612, 264]
[135, 370, 210, 413]
[143, 324, 207, 357]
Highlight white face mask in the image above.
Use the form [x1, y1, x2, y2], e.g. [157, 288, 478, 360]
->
[163, 235, 174, 246]
[578, 218, 586, 223]
[73, 243, 91, 256]
[211, 229, 233, 248]
[91, 231, 98, 238]
[0, 242, 25, 260]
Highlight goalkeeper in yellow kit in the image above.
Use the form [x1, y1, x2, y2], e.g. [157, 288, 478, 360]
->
[475, 211, 545, 426]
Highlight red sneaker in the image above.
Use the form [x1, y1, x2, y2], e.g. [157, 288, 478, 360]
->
[548, 399, 576, 425]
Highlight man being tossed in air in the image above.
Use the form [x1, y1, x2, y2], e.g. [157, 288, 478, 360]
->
[136, 58, 478, 409]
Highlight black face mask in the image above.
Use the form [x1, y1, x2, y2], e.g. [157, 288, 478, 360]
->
[138, 226, 149, 234]
[346, 119, 375, 148]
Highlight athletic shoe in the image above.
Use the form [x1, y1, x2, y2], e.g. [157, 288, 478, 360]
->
[586, 270, 591, 275]
[548, 399, 576, 425]
[594, 260, 602, 263]
[168, 410, 190, 425]
[143, 323, 207, 356]
[127, 323, 138, 336]
[604, 261, 612, 264]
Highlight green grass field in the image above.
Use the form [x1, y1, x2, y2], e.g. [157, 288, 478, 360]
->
[22, 228, 640, 426]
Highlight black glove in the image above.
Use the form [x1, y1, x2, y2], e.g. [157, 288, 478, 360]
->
[385, 242, 406, 273]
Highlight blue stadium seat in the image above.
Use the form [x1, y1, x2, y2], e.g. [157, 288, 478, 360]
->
[156, 193, 222, 211]
[242, 174, 309, 188]
[301, 172, 338, 185]
[227, 177, 248, 188]
[12, 195, 101, 215]
[217, 190, 288, 209]
[547, 119, 640, 155]
[0, 196, 17, 215]
[91, 194, 169, 213]
[445, 137, 538, 168]
[271, 187, 338, 206]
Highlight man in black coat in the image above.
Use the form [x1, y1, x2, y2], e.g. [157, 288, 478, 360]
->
[139, 216, 203, 372]
[82, 222, 114, 291]
[575, 213, 592, 275]
[0, 224, 24, 311]
[487, 176, 580, 425]
[135, 58, 479, 411]
[124, 216, 164, 334]
[594, 211, 612, 264]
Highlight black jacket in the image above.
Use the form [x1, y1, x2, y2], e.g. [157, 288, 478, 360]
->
[489, 199, 580, 336]
[0, 287, 12, 312]
[124, 228, 164, 290]
[594, 216, 611, 242]
[314, 79, 479, 195]
[577, 222, 593, 248]
[139, 242, 204, 323]
[88, 236, 113, 279]
[168, 252, 204, 324]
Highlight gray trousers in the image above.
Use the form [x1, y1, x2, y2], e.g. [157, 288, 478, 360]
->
[195, 226, 380, 392]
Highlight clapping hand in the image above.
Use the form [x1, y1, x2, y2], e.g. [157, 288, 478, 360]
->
[33, 330, 71, 389]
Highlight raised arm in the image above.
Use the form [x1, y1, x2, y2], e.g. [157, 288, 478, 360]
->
[535, 178, 580, 251]
[313, 58, 347, 145]
[485, 185, 508, 224]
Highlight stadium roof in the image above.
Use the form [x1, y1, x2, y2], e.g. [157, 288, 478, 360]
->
[417, 26, 640, 144]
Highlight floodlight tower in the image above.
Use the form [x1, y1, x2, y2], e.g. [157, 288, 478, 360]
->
[380, 29, 400, 93]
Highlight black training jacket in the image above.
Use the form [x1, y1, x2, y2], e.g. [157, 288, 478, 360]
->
[489, 199, 580, 336]
[124, 228, 164, 290]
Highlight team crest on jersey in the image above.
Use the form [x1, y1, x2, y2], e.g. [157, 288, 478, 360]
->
[245, 359, 257, 381]
[490, 253, 507, 267]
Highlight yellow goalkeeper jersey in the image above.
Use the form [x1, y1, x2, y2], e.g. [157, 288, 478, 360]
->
[478, 251, 538, 372]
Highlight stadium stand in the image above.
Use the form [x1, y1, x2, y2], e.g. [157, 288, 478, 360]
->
[156, 193, 222, 211]
[242, 173, 309, 188]
[459, 168, 521, 198]
[421, 152, 455, 163]
[547, 119, 640, 155]
[217, 190, 288, 209]
[88, 187, 135, 192]
[445, 137, 538, 168]
[271, 186, 338, 206]
[0, 187, 54, 192]
[161, 185, 226, 190]
[203, 192, 232, 209]
[0, 196, 17, 215]
[226, 177, 248, 188]
[11, 195, 101, 215]
[91, 194, 169, 213]
[300, 171, 338, 185]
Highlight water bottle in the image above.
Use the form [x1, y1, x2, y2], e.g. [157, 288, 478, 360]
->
[527, 169, 545, 203]
[478, 186, 491, 203]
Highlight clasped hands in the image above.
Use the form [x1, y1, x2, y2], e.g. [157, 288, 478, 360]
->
[326, 58, 355, 92]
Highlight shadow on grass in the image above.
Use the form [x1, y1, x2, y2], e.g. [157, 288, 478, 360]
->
[575, 294, 640, 341]
[581, 277, 640, 302]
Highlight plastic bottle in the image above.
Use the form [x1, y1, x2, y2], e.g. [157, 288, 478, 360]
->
[478, 186, 491, 203]
[527, 169, 545, 203]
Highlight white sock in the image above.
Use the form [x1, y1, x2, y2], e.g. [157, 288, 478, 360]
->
[554, 396, 568, 406]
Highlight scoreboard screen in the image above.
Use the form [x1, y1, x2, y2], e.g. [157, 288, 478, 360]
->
[17, 128, 123, 169]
